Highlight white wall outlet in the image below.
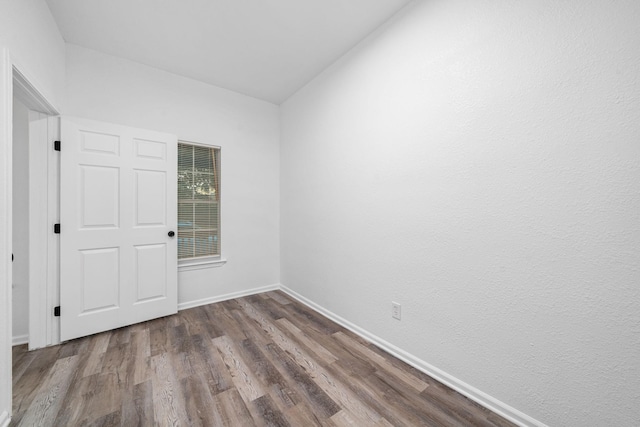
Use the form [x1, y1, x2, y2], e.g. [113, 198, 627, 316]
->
[392, 302, 401, 320]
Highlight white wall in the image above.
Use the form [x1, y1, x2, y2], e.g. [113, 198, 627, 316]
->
[0, 0, 66, 107]
[12, 97, 29, 343]
[280, 1, 640, 426]
[65, 44, 280, 305]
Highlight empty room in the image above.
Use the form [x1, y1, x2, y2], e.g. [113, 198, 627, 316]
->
[1, 0, 639, 426]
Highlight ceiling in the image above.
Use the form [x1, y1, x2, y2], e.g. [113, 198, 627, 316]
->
[45, 0, 413, 104]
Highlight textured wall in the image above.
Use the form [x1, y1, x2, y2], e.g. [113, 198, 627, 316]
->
[65, 45, 280, 307]
[280, 1, 640, 425]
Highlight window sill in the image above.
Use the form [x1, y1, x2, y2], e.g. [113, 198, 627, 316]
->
[178, 257, 227, 272]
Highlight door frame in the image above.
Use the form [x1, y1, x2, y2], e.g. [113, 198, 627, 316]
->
[1, 47, 13, 427]
[1, 47, 60, 424]
[14, 67, 60, 350]
[0, 47, 58, 426]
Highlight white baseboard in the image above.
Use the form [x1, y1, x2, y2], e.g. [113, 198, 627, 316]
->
[177, 284, 280, 311]
[278, 284, 547, 427]
[12, 334, 28, 346]
[0, 410, 10, 427]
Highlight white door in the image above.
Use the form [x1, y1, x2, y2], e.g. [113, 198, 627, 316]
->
[60, 117, 177, 341]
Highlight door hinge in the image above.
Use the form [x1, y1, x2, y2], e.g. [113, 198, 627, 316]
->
[54, 140, 61, 151]
[54, 306, 61, 317]
[54, 223, 61, 234]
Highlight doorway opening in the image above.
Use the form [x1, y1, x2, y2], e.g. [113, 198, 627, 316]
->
[12, 67, 60, 351]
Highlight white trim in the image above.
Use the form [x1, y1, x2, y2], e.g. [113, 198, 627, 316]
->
[178, 257, 227, 272]
[177, 284, 279, 311]
[1, 48, 14, 427]
[178, 139, 221, 150]
[0, 410, 10, 427]
[278, 284, 547, 427]
[47, 116, 60, 346]
[12, 67, 57, 115]
[27, 111, 48, 350]
[12, 334, 28, 346]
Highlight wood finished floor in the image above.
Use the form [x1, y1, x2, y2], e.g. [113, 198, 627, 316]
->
[11, 291, 516, 427]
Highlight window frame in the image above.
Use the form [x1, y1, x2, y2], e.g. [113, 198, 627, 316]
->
[177, 140, 226, 271]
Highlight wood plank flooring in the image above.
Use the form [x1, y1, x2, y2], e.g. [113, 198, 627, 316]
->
[11, 291, 516, 426]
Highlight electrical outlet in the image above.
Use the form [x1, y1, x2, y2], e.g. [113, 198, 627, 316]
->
[392, 302, 401, 320]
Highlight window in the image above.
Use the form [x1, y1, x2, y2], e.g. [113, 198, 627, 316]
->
[177, 142, 221, 262]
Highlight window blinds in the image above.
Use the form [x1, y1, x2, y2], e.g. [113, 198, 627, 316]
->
[177, 142, 220, 259]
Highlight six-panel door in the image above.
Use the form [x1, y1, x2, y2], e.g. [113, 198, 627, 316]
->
[60, 117, 177, 341]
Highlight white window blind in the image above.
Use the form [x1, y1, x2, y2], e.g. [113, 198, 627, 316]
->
[177, 142, 220, 260]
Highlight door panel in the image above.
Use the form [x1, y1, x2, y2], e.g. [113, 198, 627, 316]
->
[61, 117, 177, 341]
[80, 165, 119, 228]
[80, 130, 120, 155]
[134, 170, 166, 226]
[134, 243, 167, 302]
[80, 247, 120, 312]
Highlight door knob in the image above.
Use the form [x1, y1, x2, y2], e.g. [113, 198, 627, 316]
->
[168, 231, 175, 237]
